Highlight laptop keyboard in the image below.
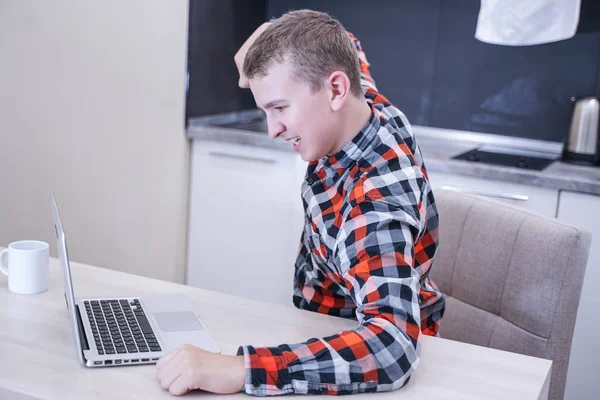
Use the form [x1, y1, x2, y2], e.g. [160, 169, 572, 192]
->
[84, 299, 162, 355]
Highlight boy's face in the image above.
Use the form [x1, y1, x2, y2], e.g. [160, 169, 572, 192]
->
[249, 60, 340, 162]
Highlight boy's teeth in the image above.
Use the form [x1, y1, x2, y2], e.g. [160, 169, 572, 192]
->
[292, 137, 300, 144]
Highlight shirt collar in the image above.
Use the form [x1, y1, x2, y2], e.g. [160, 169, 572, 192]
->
[322, 104, 380, 173]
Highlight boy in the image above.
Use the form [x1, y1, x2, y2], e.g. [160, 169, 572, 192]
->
[157, 9, 444, 396]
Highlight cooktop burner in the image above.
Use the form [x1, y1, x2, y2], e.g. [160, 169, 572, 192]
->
[452, 145, 558, 171]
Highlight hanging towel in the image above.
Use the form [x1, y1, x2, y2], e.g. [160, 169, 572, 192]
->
[475, 0, 581, 46]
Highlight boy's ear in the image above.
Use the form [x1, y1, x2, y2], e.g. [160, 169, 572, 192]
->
[326, 71, 351, 111]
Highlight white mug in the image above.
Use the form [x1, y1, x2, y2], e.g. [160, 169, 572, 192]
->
[0, 240, 49, 294]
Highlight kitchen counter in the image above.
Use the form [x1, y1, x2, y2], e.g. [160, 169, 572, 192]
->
[187, 110, 600, 196]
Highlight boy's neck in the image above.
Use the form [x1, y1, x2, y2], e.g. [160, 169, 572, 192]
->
[330, 96, 373, 156]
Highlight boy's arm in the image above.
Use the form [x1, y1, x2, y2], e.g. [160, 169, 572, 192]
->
[347, 32, 393, 106]
[347, 32, 377, 93]
[235, 22, 271, 88]
[237, 168, 432, 396]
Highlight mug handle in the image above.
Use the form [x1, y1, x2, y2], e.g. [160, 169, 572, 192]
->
[0, 248, 8, 276]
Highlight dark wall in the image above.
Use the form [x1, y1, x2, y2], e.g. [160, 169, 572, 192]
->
[267, 0, 600, 142]
[269, 0, 440, 127]
[186, 0, 600, 142]
[186, 0, 266, 119]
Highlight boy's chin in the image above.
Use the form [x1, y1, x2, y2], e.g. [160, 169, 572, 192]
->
[301, 148, 330, 163]
[301, 153, 319, 163]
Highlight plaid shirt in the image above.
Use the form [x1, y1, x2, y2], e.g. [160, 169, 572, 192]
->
[237, 33, 445, 396]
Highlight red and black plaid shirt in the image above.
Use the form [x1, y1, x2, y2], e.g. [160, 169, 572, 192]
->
[237, 32, 445, 396]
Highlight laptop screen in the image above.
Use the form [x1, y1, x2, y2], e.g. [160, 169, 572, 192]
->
[51, 193, 86, 365]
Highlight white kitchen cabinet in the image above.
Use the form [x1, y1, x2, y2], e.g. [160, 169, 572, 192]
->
[187, 139, 599, 396]
[557, 191, 600, 400]
[187, 140, 304, 306]
[187, 144, 569, 308]
[428, 171, 559, 218]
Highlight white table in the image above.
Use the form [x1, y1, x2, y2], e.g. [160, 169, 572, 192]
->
[0, 255, 551, 399]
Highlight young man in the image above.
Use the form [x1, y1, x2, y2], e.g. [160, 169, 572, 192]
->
[156, 9, 445, 396]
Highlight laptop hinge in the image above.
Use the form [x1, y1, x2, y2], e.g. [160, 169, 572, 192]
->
[75, 304, 90, 351]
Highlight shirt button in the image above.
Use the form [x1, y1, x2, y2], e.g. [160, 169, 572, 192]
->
[252, 378, 261, 388]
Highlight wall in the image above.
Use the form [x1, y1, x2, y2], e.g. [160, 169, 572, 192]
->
[0, 0, 191, 283]
[268, 0, 600, 143]
[186, 0, 266, 118]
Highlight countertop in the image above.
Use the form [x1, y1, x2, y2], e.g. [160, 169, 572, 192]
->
[187, 110, 600, 196]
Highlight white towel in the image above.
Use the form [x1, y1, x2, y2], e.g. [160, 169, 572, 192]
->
[475, 0, 581, 46]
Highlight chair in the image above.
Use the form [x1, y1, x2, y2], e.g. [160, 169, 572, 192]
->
[430, 189, 591, 400]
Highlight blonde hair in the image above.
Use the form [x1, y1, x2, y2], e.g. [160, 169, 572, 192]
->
[243, 9, 363, 98]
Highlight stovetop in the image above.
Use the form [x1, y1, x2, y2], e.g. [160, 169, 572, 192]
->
[452, 145, 559, 171]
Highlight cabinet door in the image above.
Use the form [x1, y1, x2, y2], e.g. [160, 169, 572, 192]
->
[187, 141, 300, 306]
[557, 191, 600, 400]
[428, 171, 559, 218]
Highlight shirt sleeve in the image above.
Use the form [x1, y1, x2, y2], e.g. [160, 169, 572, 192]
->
[291, 227, 317, 311]
[347, 31, 379, 94]
[236, 170, 427, 396]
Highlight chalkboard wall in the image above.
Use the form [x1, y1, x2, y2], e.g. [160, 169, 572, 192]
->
[187, 0, 600, 143]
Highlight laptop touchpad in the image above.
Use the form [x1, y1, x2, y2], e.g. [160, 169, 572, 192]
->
[153, 311, 204, 332]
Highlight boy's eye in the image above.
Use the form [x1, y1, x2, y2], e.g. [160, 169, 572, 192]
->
[274, 106, 285, 112]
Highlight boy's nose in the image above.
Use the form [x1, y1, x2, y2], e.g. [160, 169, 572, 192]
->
[267, 121, 285, 139]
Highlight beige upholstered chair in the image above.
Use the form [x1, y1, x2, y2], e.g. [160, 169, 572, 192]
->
[431, 189, 592, 400]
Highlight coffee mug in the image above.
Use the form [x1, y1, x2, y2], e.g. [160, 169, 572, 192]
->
[0, 240, 49, 294]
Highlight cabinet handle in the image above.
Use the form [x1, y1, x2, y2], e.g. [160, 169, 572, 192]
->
[208, 151, 277, 165]
[440, 185, 529, 201]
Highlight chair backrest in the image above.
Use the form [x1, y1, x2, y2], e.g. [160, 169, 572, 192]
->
[431, 189, 591, 400]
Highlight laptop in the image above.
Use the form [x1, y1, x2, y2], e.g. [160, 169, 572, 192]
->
[51, 193, 220, 367]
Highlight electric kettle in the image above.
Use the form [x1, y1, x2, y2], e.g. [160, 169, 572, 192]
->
[563, 97, 600, 165]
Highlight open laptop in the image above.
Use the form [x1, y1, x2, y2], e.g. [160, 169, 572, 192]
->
[51, 193, 220, 367]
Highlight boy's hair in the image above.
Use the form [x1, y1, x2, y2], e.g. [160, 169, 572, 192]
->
[243, 9, 363, 98]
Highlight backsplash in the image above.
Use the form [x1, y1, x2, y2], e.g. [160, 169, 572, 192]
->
[186, 0, 266, 120]
[187, 0, 600, 143]
[269, 0, 600, 143]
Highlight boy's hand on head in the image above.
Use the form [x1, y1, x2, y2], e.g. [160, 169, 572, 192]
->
[156, 344, 245, 395]
[234, 22, 271, 88]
